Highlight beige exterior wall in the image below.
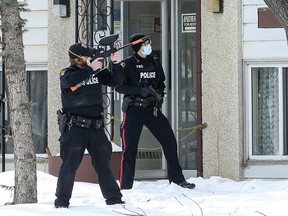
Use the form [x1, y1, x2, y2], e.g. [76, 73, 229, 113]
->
[47, 1, 75, 156]
[201, 1, 244, 181]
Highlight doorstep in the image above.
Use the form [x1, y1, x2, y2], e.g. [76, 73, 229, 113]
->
[48, 152, 122, 183]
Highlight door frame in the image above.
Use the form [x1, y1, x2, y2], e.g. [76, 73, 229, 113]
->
[171, 0, 200, 178]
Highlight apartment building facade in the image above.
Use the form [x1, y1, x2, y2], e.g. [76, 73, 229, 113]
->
[1, 0, 288, 180]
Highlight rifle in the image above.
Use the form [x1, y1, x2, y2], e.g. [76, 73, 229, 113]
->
[70, 34, 149, 91]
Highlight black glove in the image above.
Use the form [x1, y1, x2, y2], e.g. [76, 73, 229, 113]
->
[140, 86, 162, 99]
[148, 86, 161, 100]
[155, 98, 164, 109]
[140, 87, 152, 97]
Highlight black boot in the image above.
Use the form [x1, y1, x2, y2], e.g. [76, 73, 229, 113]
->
[54, 198, 69, 208]
[106, 197, 125, 205]
[178, 181, 196, 189]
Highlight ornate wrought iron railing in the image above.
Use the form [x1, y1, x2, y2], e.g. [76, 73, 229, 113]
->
[75, 0, 116, 140]
[75, 0, 115, 45]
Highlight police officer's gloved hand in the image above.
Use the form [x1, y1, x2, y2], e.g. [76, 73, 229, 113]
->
[148, 86, 162, 101]
[140, 87, 151, 97]
[140, 86, 162, 99]
[156, 97, 164, 109]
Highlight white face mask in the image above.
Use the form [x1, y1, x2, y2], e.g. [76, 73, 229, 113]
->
[142, 44, 152, 56]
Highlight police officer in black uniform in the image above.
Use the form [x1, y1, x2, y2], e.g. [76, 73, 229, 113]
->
[54, 43, 124, 208]
[113, 33, 196, 190]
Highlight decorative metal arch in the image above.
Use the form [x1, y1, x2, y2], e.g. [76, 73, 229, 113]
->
[75, 0, 116, 140]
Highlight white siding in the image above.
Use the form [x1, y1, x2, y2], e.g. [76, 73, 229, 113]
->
[23, 28, 47, 45]
[244, 41, 288, 59]
[21, 0, 48, 67]
[243, 1, 288, 60]
[24, 45, 47, 65]
[242, 0, 266, 5]
[24, 0, 48, 11]
[22, 11, 48, 28]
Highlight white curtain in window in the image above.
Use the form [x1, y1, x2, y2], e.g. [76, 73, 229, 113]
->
[252, 67, 279, 155]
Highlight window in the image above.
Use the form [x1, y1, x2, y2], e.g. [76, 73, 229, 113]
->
[247, 64, 288, 159]
[0, 70, 47, 154]
[28, 71, 47, 153]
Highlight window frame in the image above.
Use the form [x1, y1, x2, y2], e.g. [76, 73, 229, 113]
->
[246, 62, 288, 160]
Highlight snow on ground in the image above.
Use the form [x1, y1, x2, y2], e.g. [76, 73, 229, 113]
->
[1, 171, 288, 216]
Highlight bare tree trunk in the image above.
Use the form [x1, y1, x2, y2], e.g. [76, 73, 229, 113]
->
[0, 0, 37, 203]
[263, 0, 288, 42]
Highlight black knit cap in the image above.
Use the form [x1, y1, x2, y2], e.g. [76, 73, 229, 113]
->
[68, 43, 95, 59]
[129, 33, 149, 53]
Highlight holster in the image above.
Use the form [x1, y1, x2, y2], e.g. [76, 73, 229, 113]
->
[122, 97, 133, 112]
[57, 109, 69, 134]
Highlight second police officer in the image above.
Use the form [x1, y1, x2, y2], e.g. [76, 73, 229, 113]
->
[113, 33, 196, 190]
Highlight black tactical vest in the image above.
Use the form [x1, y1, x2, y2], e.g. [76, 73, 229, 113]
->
[129, 56, 160, 88]
[61, 74, 103, 109]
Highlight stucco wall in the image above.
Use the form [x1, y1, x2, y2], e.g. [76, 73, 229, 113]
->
[201, 0, 244, 180]
[47, 2, 75, 156]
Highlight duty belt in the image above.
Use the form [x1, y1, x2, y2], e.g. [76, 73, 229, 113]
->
[132, 96, 157, 108]
[68, 115, 103, 130]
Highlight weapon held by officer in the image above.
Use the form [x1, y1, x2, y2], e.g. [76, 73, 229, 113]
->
[90, 34, 149, 61]
[70, 34, 149, 92]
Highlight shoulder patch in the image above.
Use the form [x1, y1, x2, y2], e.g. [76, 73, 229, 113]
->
[120, 62, 126, 68]
[60, 69, 66, 77]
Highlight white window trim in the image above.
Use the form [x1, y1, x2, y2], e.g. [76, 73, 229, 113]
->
[246, 62, 288, 160]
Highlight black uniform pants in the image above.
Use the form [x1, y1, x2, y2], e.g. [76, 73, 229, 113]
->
[55, 125, 122, 205]
[120, 106, 185, 189]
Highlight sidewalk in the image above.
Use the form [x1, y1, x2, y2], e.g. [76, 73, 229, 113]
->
[0, 155, 48, 172]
